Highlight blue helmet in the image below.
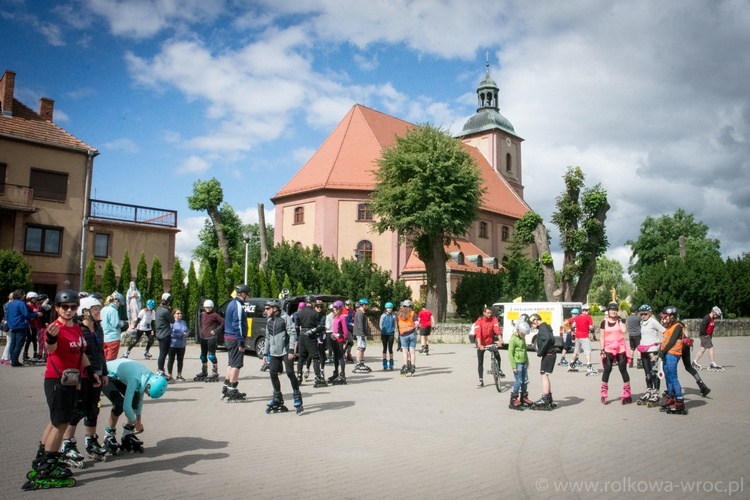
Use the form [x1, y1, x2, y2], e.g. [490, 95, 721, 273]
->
[146, 299, 155, 309]
[146, 375, 168, 399]
[384, 302, 394, 309]
[571, 308, 579, 314]
[359, 298, 370, 306]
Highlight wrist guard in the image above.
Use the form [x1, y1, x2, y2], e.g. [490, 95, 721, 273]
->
[84, 365, 96, 379]
[46, 333, 58, 344]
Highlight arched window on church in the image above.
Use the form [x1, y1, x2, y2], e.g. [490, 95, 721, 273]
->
[506, 153, 512, 173]
[356, 240, 372, 262]
[294, 206, 304, 224]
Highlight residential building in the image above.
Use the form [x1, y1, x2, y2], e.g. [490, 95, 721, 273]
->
[0, 69, 177, 297]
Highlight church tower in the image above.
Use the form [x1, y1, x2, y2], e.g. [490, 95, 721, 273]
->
[456, 57, 524, 199]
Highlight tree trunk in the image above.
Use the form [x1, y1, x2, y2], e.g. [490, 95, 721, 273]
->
[572, 202, 609, 303]
[422, 237, 448, 322]
[533, 222, 558, 302]
[208, 206, 231, 268]
[258, 203, 269, 274]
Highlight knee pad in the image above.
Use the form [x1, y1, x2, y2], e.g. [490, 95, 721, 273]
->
[357, 346, 366, 352]
[199, 354, 207, 364]
[208, 353, 217, 364]
[111, 400, 124, 417]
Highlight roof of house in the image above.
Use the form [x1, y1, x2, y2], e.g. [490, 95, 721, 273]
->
[0, 98, 96, 153]
[401, 238, 504, 275]
[272, 104, 530, 219]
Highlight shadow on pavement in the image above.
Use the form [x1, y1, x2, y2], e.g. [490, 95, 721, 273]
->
[301, 400, 355, 414]
[78, 452, 229, 481]
[549, 395, 584, 408]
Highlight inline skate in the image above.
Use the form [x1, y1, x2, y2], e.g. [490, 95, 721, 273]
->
[204, 368, 220, 383]
[85, 434, 107, 462]
[60, 438, 84, 468]
[646, 389, 661, 408]
[388, 359, 394, 371]
[143, 350, 152, 359]
[103, 427, 120, 456]
[382, 359, 389, 370]
[621, 383, 632, 405]
[558, 358, 569, 366]
[353, 362, 371, 373]
[691, 360, 702, 371]
[509, 392, 525, 411]
[600, 382, 609, 405]
[22, 455, 75, 490]
[707, 362, 724, 372]
[530, 393, 554, 411]
[659, 394, 675, 412]
[313, 376, 328, 388]
[567, 363, 579, 373]
[225, 383, 249, 403]
[520, 392, 534, 409]
[697, 380, 711, 397]
[636, 389, 652, 406]
[120, 424, 144, 453]
[586, 364, 599, 377]
[303, 368, 310, 381]
[665, 397, 688, 415]
[293, 390, 304, 415]
[331, 374, 347, 385]
[194, 367, 208, 381]
[266, 392, 289, 414]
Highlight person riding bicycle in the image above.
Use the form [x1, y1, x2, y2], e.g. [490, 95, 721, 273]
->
[472, 306, 504, 388]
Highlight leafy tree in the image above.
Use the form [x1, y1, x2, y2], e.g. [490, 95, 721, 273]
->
[269, 270, 280, 299]
[170, 258, 186, 317]
[589, 256, 633, 305]
[518, 167, 609, 302]
[724, 254, 750, 317]
[186, 261, 200, 331]
[82, 259, 97, 293]
[188, 178, 232, 267]
[371, 124, 484, 321]
[215, 253, 232, 301]
[150, 257, 164, 304]
[136, 252, 149, 301]
[200, 260, 217, 304]
[453, 271, 506, 320]
[101, 258, 117, 297]
[118, 251, 132, 294]
[0, 250, 33, 303]
[339, 258, 411, 319]
[258, 267, 270, 297]
[502, 223, 546, 302]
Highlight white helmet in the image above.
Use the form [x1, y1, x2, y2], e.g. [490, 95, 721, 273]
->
[203, 300, 215, 308]
[515, 321, 531, 335]
[26, 292, 39, 300]
[78, 297, 102, 316]
[161, 292, 172, 302]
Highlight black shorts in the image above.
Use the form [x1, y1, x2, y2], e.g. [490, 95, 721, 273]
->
[226, 339, 244, 369]
[419, 326, 432, 337]
[629, 335, 641, 350]
[540, 353, 556, 374]
[44, 378, 77, 426]
[699, 335, 713, 349]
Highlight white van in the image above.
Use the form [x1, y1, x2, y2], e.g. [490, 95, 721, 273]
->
[492, 302, 582, 350]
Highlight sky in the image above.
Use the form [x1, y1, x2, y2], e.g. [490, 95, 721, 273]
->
[2, 0, 749, 275]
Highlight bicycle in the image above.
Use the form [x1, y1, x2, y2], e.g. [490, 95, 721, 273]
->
[484, 344, 506, 393]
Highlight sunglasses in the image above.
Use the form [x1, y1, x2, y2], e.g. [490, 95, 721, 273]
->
[640, 312, 650, 316]
[57, 304, 77, 311]
[264, 307, 271, 310]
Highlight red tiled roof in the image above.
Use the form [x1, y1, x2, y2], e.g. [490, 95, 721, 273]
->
[402, 238, 504, 275]
[0, 98, 96, 153]
[272, 104, 530, 219]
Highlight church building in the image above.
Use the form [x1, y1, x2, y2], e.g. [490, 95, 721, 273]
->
[271, 65, 531, 312]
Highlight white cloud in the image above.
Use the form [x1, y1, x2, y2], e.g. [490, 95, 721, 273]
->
[103, 138, 139, 153]
[174, 215, 207, 266]
[177, 155, 211, 174]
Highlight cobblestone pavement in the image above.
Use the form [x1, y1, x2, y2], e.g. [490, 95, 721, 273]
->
[1, 337, 747, 500]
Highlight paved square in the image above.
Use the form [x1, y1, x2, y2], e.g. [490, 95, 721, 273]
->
[1, 337, 747, 499]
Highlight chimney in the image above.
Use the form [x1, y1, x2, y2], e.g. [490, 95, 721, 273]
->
[39, 97, 55, 121]
[0, 70, 15, 117]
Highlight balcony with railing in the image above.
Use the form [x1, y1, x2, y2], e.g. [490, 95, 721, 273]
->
[0, 183, 36, 212]
[89, 199, 178, 228]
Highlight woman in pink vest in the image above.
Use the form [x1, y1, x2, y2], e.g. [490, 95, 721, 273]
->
[599, 302, 631, 405]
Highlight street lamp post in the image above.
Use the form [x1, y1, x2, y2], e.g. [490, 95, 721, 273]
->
[243, 229, 252, 285]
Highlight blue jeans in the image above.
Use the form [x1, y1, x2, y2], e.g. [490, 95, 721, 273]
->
[9, 329, 27, 365]
[399, 332, 417, 350]
[664, 353, 682, 398]
[512, 363, 529, 393]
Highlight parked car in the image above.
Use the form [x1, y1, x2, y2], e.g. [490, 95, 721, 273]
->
[194, 294, 347, 359]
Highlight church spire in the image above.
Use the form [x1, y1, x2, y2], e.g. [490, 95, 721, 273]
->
[477, 53, 499, 112]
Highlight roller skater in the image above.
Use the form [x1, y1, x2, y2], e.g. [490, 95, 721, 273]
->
[120, 424, 144, 453]
[60, 438, 84, 468]
[418, 305, 432, 355]
[637, 304, 664, 408]
[296, 295, 326, 386]
[599, 302, 630, 405]
[508, 320, 531, 408]
[266, 392, 289, 413]
[658, 306, 688, 416]
[264, 299, 302, 412]
[693, 306, 722, 372]
[397, 300, 419, 379]
[352, 299, 372, 373]
[529, 313, 557, 410]
[84, 434, 108, 461]
[329, 301, 349, 385]
[568, 304, 594, 371]
[380, 302, 397, 370]
[559, 309, 576, 366]
[102, 358, 168, 453]
[222, 285, 252, 401]
[122, 299, 156, 360]
[196, 299, 224, 383]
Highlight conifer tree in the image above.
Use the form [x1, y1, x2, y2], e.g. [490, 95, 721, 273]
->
[136, 252, 149, 301]
[150, 257, 164, 304]
[101, 258, 117, 297]
[118, 251, 132, 294]
[83, 259, 97, 293]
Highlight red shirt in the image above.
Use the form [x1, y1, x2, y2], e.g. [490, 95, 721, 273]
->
[473, 316, 500, 346]
[44, 321, 86, 379]
[418, 309, 432, 328]
[570, 314, 594, 339]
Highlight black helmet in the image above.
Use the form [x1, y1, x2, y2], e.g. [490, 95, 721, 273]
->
[235, 284, 251, 295]
[55, 289, 80, 306]
[304, 294, 314, 304]
[528, 313, 541, 323]
[663, 306, 678, 316]
[265, 299, 281, 309]
[630, 305, 638, 313]
[607, 302, 619, 311]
